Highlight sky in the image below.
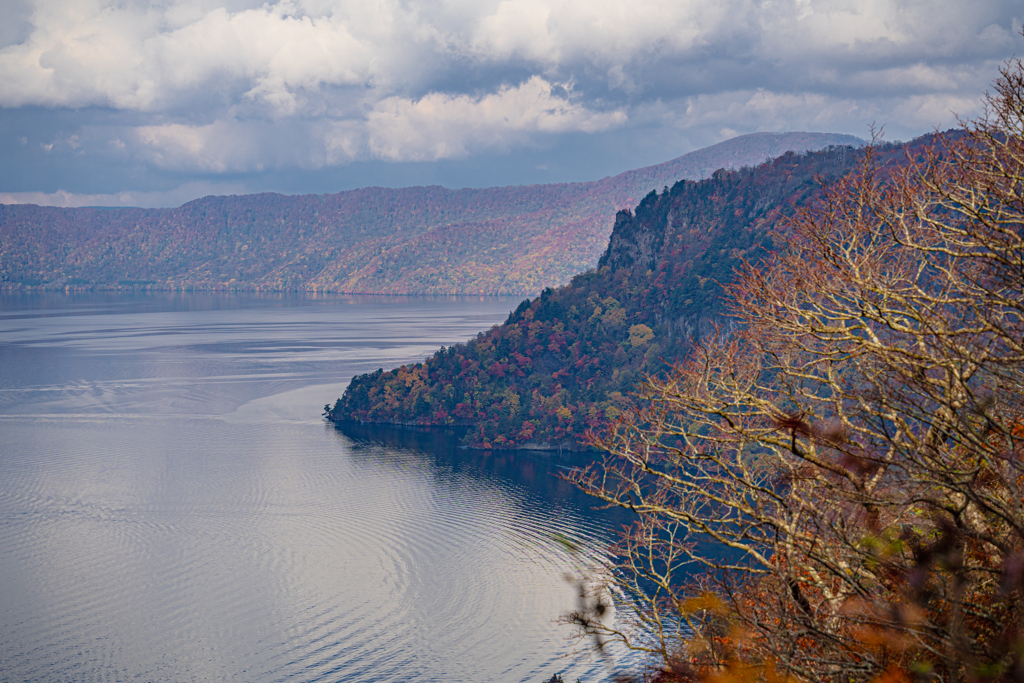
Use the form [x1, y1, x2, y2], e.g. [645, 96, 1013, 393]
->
[1, 0, 1021, 208]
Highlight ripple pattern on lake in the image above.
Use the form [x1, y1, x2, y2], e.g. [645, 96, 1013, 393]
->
[0, 293, 621, 682]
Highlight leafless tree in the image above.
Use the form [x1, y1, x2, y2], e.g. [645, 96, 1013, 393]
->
[565, 55, 1024, 683]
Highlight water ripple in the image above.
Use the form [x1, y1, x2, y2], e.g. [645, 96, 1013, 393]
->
[0, 293, 623, 682]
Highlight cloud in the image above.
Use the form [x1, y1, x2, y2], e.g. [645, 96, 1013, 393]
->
[4, 0, 1018, 111]
[134, 120, 280, 173]
[133, 77, 626, 170]
[0, 0, 1021, 194]
[0, 0, 377, 112]
[676, 90, 865, 134]
[360, 76, 627, 161]
[468, 0, 730, 65]
[0, 181, 251, 208]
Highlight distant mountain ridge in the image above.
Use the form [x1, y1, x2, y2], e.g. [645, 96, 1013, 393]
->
[1, 132, 861, 295]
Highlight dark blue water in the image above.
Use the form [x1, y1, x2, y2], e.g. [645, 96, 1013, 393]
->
[0, 292, 627, 682]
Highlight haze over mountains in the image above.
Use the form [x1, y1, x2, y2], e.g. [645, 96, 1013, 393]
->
[1, 132, 860, 295]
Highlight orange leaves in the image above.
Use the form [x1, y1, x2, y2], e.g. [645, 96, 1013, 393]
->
[867, 665, 913, 683]
[699, 659, 807, 683]
[681, 593, 729, 616]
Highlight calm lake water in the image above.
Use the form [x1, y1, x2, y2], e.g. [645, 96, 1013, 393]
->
[0, 292, 626, 683]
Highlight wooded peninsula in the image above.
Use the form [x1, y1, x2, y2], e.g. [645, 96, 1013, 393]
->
[327, 138, 926, 449]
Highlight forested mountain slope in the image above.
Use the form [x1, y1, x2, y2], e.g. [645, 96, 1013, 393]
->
[1, 132, 860, 295]
[327, 139, 923, 449]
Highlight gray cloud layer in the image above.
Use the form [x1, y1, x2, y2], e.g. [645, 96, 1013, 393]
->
[1, 0, 1021, 206]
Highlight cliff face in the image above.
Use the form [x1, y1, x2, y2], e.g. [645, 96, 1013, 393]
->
[1, 132, 860, 295]
[328, 140, 898, 449]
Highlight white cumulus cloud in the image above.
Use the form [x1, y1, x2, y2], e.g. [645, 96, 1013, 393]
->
[132, 76, 626, 170]
[362, 76, 627, 161]
[0, 0, 1020, 197]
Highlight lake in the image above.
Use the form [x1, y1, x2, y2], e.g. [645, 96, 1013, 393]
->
[0, 292, 626, 683]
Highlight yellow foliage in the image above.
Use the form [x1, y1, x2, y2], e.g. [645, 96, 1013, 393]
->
[681, 593, 728, 615]
[628, 323, 654, 347]
[602, 307, 627, 328]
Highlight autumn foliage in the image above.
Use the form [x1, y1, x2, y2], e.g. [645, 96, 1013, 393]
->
[565, 58, 1024, 682]
[1, 132, 856, 296]
[328, 144, 877, 448]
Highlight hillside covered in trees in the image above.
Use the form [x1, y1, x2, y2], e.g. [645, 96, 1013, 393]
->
[326, 138, 937, 448]
[1, 132, 859, 295]
[564, 54, 1024, 683]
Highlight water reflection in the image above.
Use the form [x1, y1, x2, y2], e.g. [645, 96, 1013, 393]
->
[336, 422, 632, 532]
[328, 422, 633, 682]
[0, 292, 624, 682]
